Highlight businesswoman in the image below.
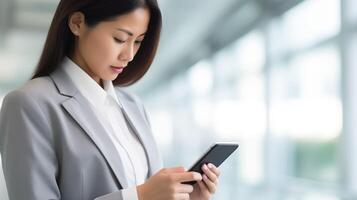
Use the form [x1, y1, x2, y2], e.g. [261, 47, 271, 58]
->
[0, 0, 221, 200]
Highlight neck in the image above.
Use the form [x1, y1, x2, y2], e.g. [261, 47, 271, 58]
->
[68, 53, 101, 86]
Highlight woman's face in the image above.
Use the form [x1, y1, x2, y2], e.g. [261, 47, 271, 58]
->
[68, 7, 150, 84]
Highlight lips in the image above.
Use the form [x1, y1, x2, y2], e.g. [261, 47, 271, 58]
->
[111, 66, 124, 69]
[111, 66, 125, 73]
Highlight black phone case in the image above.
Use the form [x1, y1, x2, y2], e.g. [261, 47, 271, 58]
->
[182, 143, 239, 185]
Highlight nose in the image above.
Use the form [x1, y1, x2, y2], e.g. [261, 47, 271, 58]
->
[119, 42, 134, 63]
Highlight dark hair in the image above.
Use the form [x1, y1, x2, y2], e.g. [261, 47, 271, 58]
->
[32, 0, 162, 86]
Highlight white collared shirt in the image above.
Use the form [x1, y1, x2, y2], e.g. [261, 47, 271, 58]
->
[62, 57, 148, 200]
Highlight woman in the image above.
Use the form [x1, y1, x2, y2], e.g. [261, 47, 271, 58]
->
[0, 0, 221, 200]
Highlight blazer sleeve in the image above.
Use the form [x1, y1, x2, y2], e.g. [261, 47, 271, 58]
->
[0, 90, 61, 200]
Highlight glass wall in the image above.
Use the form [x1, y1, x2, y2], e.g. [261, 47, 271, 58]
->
[142, 0, 357, 199]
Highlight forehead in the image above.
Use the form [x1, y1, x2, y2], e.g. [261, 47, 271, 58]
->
[103, 7, 150, 35]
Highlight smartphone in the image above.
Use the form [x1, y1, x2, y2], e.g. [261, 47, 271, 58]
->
[182, 142, 239, 185]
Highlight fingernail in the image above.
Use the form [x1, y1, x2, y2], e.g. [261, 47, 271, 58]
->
[203, 164, 208, 170]
[208, 163, 214, 168]
[193, 172, 202, 180]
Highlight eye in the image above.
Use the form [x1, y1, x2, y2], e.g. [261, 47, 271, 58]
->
[114, 38, 125, 44]
[134, 40, 143, 45]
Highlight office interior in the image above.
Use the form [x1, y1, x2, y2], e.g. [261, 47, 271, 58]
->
[0, 0, 357, 199]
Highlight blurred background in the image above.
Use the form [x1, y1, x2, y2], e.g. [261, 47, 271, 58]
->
[1, 0, 357, 199]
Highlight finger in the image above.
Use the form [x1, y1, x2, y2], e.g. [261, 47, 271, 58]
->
[202, 164, 218, 184]
[197, 180, 211, 196]
[208, 163, 221, 177]
[202, 174, 216, 194]
[172, 172, 202, 182]
[177, 184, 194, 193]
[163, 166, 186, 173]
[174, 192, 190, 200]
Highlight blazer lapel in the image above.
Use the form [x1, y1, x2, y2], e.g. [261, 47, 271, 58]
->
[50, 68, 129, 188]
[116, 91, 162, 176]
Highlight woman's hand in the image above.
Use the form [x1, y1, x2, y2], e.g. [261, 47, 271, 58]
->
[137, 167, 202, 200]
[190, 163, 220, 200]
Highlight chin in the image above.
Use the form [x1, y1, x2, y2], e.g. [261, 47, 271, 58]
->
[107, 74, 120, 81]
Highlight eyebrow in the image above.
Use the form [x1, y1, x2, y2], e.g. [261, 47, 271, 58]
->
[116, 28, 146, 36]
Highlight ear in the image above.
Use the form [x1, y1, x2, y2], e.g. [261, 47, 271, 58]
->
[68, 12, 86, 36]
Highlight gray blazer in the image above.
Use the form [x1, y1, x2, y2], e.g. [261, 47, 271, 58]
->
[0, 67, 162, 200]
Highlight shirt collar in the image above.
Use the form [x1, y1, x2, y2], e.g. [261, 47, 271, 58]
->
[62, 56, 120, 108]
[103, 78, 123, 108]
